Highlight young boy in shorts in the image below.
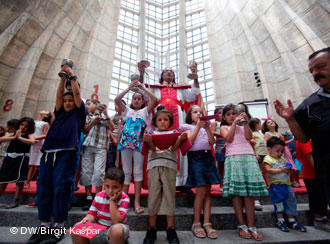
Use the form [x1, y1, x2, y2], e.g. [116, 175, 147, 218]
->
[263, 137, 306, 232]
[72, 167, 130, 244]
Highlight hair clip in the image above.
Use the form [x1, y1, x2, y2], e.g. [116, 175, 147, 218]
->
[261, 115, 272, 121]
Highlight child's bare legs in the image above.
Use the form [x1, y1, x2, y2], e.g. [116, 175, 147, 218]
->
[85, 185, 92, 198]
[167, 215, 175, 228]
[193, 186, 207, 224]
[202, 186, 211, 223]
[123, 184, 129, 194]
[5, 182, 23, 208]
[203, 186, 217, 238]
[134, 181, 144, 213]
[244, 196, 255, 227]
[71, 233, 89, 244]
[149, 215, 157, 228]
[232, 196, 245, 225]
[0, 183, 8, 196]
[109, 224, 125, 244]
[27, 166, 38, 185]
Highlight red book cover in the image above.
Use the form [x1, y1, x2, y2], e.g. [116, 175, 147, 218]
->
[180, 138, 192, 155]
[151, 132, 182, 150]
[199, 114, 217, 121]
[68, 222, 107, 239]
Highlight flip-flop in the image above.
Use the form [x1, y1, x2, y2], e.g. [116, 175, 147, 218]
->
[237, 225, 252, 239]
[203, 222, 218, 239]
[192, 222, 206, 238]
[248, 227, 263, 241]
[135, 207, 144, 214]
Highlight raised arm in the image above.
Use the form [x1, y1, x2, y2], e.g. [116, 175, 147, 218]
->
[55, 76, 65, 112]
[274, 99, 307, 143]
[220, 123, 236, 143]
[203, 121, 215, 145]
[34, 123, 49, 141]
[114, 84, 132, 112]
[138, 83, 158, 114]
[61, 65, 82, 108]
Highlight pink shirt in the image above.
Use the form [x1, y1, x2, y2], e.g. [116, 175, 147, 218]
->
[181, 124, 211, 151]
[87, 190, 129, 227]
[223, 125, 254, 156]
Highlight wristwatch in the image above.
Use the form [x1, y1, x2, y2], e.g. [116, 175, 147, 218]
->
[69, 75, 78, 81]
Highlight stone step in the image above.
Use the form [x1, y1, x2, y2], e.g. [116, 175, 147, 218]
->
[0, 191, 309, 208]
[0, 226, 329, 244]
[0, 203, 314, 230]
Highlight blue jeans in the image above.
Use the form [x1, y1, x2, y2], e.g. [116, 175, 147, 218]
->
[37, 150, 77, 222]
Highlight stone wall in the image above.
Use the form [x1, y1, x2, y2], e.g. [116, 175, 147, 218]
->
[205, 0, 330, 126]
[0, 0, 120, 124]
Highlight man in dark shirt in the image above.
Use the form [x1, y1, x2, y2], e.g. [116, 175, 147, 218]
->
[274, 47, 330, 231]
[27, 64, 87, 244]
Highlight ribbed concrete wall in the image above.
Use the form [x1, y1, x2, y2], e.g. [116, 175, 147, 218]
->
[0, 0, 120, 124]
[205, 0, 330, 125]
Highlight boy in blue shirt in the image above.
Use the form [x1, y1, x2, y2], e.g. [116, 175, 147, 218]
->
[27, 64, 87, 244]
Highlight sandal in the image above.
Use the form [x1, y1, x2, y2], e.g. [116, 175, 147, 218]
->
[248, 227, 263, 241]
[203, 222, 218, 239]
[135, 207, 144, 214]
[237, 225, 252, 239]
[191, 222, 206, 238]
[5, 199, 19, 209]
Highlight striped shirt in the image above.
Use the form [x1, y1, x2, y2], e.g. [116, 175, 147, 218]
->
[83, 112, 109, 149]
[87, 191, 130, 227]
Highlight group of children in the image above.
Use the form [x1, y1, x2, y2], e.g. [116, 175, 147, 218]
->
[0, 66, 321, 244]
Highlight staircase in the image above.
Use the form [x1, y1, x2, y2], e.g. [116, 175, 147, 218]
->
[0, 189, 329, 243]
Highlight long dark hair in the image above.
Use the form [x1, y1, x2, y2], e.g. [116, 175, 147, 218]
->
[42, 112, 52, 124]
[152, 106, 174, 128]
[19, 117, 35, 134]
[159, 69, 176, 84]
[185, 105, 204, 124]
[221, 103, 235, 126]
[261, 119, 279, 134]
[248, 118, 261, 131]
[130, 91, 146, 110]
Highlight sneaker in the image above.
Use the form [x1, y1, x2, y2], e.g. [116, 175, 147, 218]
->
[26, 226, 50, 244]
[314, 219, 330, 232]
[276, 220, 289, 232]
[254, 200, 263, 211]
[288, 221, 307, 232]
[167, 227, 180, 244]
[39, 227, 65, 244]
[82, 199, 93, 211]
[27, 202, 37, 207]
[143, 228, 157, 244]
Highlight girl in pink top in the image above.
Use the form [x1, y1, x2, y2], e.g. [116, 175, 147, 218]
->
[181, 105, 221, 239]
[220, 104, 268, 241]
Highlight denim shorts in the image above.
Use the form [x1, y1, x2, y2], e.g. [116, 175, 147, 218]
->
[185, 150, 222, 188]
[269, 184, 297, 216]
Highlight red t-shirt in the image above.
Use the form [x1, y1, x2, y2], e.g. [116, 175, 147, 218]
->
[295, 140, 315, 179]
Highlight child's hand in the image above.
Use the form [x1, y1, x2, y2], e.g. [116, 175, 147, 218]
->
[180, 132, 188, 141]
[92, 117, 103, 125]
[61, 65, 73, 77]
[15, 130, 21, 138]
[279, 167, 290, 174]
[76, 216, 92, 226]
[143, 134, 152, 143]
[109, 191, 121, 201]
